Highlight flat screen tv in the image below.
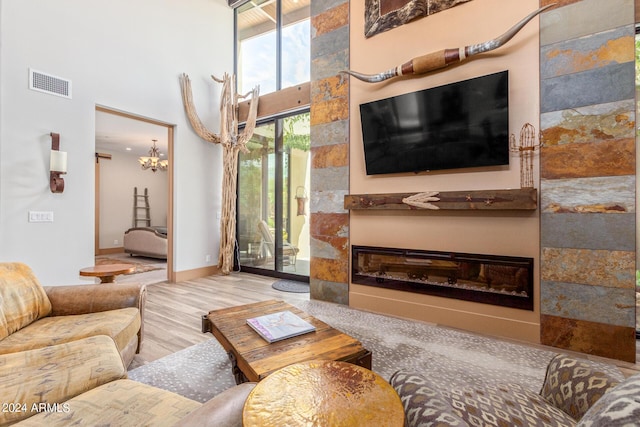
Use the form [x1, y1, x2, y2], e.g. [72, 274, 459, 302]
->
[359, 70, 509, 175]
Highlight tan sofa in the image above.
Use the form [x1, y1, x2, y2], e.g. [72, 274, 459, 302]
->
[124, 227, 168, 259]
[0, 262, 145, 367]
[0, 262, 254, 426]
[1, 334, 255, 426]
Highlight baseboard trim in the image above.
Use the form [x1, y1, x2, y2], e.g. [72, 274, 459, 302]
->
[173, 265, 220, 282]
[97, 247, 125, 255]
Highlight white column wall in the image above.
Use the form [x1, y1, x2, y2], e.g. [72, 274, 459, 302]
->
[0, 0, 233, 284]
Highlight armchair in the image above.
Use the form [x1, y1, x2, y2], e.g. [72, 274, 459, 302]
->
[0, 262, 145, 367]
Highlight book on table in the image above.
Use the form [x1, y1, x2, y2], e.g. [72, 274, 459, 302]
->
[246, 310, 316, 343]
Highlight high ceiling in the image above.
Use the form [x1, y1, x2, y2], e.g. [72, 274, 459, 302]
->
[95, 0, 310, 158]
[238, 0, 310, 40]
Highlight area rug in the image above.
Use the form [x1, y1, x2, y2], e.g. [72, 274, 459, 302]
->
[271, 279, 310, 293]
[128, 300, 622, 403]
[95, 257, 162, 275]
[128, 339, 236, 403]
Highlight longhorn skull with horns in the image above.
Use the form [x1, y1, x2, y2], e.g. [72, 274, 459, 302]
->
[341, 4, 555, 83]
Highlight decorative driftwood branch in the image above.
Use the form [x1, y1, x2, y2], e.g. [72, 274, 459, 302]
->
[344, 188, 537, 211]
[180, 73, 259, 274]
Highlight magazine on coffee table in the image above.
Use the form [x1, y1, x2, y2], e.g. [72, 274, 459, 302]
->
[246, 310, 316, 343]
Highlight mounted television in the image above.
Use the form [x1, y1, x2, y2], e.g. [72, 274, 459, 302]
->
[359, 70, 509, 175]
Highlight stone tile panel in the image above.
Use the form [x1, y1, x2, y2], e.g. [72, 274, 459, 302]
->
[541, 247, 635, 289]
[540, 138, 635, 179]
[311, 0, 346, 17]
[310, 189, 349, 213]
[539, 0, 637, 363]
[541, 280, 635, 327]
[312, 143, 348, 169]
[540, 26, 634, 79]
[309, 120, 349, 147]
[312, 75, 348, 104]
[311, 25, 349, 60]
[310, 167, 349, 192]
[541, 100, 635, 146]
[310, 278, 349, 305]
[310, 235, 349, 260]
[311, 97, 349, 126]
[311, 50, 349, 81]
[540, 0, 633, 46]
[310, 256, 349, 283]
[309, 0, 350, 304]
[540, 212, 635, 251]
[310, 212, 349, 238]
[311, 2, 348, 38]
[540, 175, 635, 213]
[540, 314, 636, 363]
[540, 62, 634, 113]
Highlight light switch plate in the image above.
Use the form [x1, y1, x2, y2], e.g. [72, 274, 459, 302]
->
[28, 211, 54, 222]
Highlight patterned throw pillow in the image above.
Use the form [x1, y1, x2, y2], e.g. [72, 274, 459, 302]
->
[390, 370, 468, 426]
[540, 354, 622, 421]
[577, 373, 640, 427]
[390, 369, 576, 427]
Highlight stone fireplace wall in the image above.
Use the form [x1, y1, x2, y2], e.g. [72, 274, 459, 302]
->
[308, 0, 637, 363]
[309, 0, 350, 304]
[538, 0, 636, 362]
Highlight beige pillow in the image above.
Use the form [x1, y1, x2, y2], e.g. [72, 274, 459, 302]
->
[0, 263, 52, 340]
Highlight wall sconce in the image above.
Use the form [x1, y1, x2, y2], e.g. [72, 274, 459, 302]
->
[49, 132, 67, 193]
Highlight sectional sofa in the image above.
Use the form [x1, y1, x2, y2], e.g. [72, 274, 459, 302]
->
[0, 262, 252, 426]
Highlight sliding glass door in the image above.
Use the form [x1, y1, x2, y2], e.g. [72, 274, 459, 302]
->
[237, 112, 310, 278]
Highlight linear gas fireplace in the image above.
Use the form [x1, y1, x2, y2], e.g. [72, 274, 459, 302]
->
[352, 246, 533, 310]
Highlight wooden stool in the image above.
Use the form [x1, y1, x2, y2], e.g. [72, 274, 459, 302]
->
[243, 360, 404, 426]
[79, 264, 135, 283]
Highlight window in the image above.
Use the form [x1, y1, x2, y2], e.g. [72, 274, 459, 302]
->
[235, 1, 311, 279]
[235, 0, 310, 95]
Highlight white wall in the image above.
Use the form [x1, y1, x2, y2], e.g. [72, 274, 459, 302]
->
[99, 150, 169, 249]
[0, 0, 233, 284]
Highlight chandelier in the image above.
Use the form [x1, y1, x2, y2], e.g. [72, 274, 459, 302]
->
[138, 139, 168, 172]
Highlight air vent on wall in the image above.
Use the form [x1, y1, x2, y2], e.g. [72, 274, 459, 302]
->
[29, 68, 72, 99]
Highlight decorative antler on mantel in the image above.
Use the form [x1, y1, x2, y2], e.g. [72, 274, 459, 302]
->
[341, 4, 555, 83]
[180, 73, 259, 274]
[344, 189, 537, 211]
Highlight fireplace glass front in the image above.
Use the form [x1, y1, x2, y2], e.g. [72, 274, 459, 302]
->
[352, 246, 533, 310]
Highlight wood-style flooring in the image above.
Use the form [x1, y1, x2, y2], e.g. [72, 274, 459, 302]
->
[130, 272, 640, 376]
[130, 272, 309, 370]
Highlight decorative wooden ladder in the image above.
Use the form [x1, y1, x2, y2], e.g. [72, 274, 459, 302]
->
[133, 187, 151, 227]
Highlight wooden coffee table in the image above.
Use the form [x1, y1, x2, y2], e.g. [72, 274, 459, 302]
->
[243, 360, 404, 426]
[202, 300, 372, 384]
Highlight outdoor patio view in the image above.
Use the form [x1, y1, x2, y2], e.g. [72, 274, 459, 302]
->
[237, 113, 311, 276]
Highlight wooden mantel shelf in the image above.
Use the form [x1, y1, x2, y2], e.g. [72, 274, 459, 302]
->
[344, 188, 537, 211]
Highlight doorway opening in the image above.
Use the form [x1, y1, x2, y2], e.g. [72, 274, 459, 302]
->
[94, 106, 175, 283]
[237, 112, 311, 281]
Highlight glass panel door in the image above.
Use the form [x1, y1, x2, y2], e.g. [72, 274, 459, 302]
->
[237, 113, 310, 277]
[282, 113, 310, 276]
